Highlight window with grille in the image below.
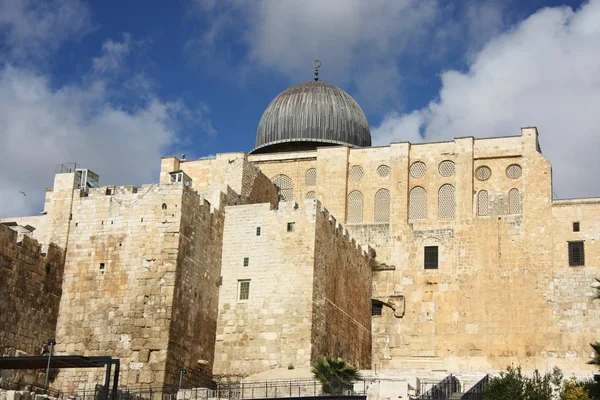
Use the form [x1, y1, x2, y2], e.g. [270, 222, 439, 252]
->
[438, 184, 455, 220]
[568, 241, 585, 266]
[347, 191, 364, 223]
[438, 161, 455, 177]
[506, 164, 522, 179]
[372, 301, 383, 316]
[573, 222, 580, 232]
[410, 162, 427, 178]
[243, 257, 249, 267]
[508, 188, 521, 214]
[305, 168, 317, 186]
[476, 166, 492, 181]
[374, 189, 391, 222]
[349, 165, 364, 182]
[272, 174, 293, 201]
[409, 187, 427, 220]
[238, 280, 250, 300]
[377, 165, 391, 178]
[287, 222, 295, 232]
[256, 227, 261, 236]
[305, 191, 315, 200]
[424, 246, 439, 269]
[477, 190, 489, 216]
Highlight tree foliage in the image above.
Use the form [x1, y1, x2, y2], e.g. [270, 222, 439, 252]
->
[311, 357, 361, 395]
[588, 342, 600, 368]
[483, 366, 562, 400]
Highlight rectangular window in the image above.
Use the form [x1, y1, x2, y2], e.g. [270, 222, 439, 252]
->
[238, 280, 250, 301]
[243, 257, 249, 267]
[372, 301, 383, 316]
[256, 227, 261, 236]
[568, 241, 585, 266]
[424, 246, 439, 269]
[573, 222, 580, 232]
[287, 222, 295, 232]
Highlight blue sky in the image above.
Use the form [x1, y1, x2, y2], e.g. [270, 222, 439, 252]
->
[1, 0, 599, 217]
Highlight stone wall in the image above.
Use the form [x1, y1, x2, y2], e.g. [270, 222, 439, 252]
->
[0, 225, 64, 386]
[312, 206, 372, 369]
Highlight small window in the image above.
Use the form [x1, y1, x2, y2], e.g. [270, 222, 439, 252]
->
[243, 257, 249, 267]
[256, 227, 261, 236]
[568, 242, 585, 266]
[287, 222, 295, 232]
[106, 188, 112, 195]
[99, 263, 105, 270]
[162, 203, 167, 210]
[573, 222, 580, 232]
[238, 280, 250, 301]
[424, 246, 439, 269]
[372, 301, 383, 316]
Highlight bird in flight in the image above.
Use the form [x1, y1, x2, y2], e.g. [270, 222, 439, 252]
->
[19, 191, 26, 196]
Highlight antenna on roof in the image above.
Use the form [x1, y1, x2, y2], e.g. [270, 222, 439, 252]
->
[313, 60, 321, 81]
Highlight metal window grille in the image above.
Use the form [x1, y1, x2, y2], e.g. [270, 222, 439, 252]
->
[438, 160, 455, 177]
[377, 165, 391, 178]
[508, 188, 521, 214]
[347, 191, 364, 223]
[476, 166, 492, 181]
[305, 168, 317, 186]
[256, 227, 261, 236]
[424, 246, 439, 269]
[573, 222, 580, 232]
[272, 174, 293, 201]
[374, 189, 391, 222]
[243, 257, 249, 267]
[477, 190, 489, 216]
[349, 165, 364, 182]
[410, 162, 427, 178]
[568, 242, 585, 266]
[305, 191, 315, 200]
[409, 187, 427, 220]
[438, 184, 455, 220]
[372, 301, 383, 316]
[238, 280, 250, 300]
[506, 164, 522, 179]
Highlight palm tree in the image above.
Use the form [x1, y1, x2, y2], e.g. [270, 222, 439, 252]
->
[588, 342, 600, 368]
[311, 357, 361, 395]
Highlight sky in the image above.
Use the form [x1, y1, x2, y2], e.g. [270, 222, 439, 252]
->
[0, 0, 599, 217]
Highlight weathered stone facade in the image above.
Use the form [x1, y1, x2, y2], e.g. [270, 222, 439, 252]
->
[213, 200, 372, 378]
[0, 225, 64, 386]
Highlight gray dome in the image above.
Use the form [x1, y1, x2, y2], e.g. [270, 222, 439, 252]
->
[251, 82, 371, 154]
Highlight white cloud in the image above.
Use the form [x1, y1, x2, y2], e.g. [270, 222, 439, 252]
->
[372, 0, 600, 199]
[92, 33, 133, 74]
[0, 0, 93, 62]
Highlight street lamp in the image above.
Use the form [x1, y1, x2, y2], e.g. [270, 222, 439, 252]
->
[44, 339, 56, 392]
[178, 368, 187, 391]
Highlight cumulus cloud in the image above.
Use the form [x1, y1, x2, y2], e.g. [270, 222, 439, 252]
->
[92, 33, 133, 74]
[0, 0, 93, 62]
[372, 0, 600, 199]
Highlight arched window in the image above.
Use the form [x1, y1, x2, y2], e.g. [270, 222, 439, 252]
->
[409, 187, 427, 220]
[438, 184, 455, 220]
[477, 190, 489, 216]
[305, 191, 315, 200]
[374, 189, 391, 222]
[272, 175, 293, 201]
[305, 168, 317, 186]
[347, 191, 364, 223]
[509, 188, 521, 214]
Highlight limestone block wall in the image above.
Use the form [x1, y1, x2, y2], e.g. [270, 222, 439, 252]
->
[0, 225, 64, 386]
[311, 206, 373, 369]
[214, 201, 317, 378]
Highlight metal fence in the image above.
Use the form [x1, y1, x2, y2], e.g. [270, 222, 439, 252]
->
[416, 375, 460, 400]
[460, 375, 489, 400]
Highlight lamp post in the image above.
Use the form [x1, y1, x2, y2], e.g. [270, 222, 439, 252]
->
[44, 339, 56, 392]
[178, 368, 187, 391]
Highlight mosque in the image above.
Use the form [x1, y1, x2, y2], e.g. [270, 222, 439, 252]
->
[1, 63, 599, 396]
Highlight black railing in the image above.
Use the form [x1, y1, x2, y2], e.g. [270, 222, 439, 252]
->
[416, 375, 460, 400]
[460, 375, 489, 400]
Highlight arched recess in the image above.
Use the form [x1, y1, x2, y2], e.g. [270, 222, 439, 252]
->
[509, 188, 521, 214]
[409, 187, 427, 220]
[272, 174, 293, 201]
[438, 184, 455, 220]
[374, 189, 391, 222]
[347, 191, 364, 223]
[477, 190, 489, 216]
